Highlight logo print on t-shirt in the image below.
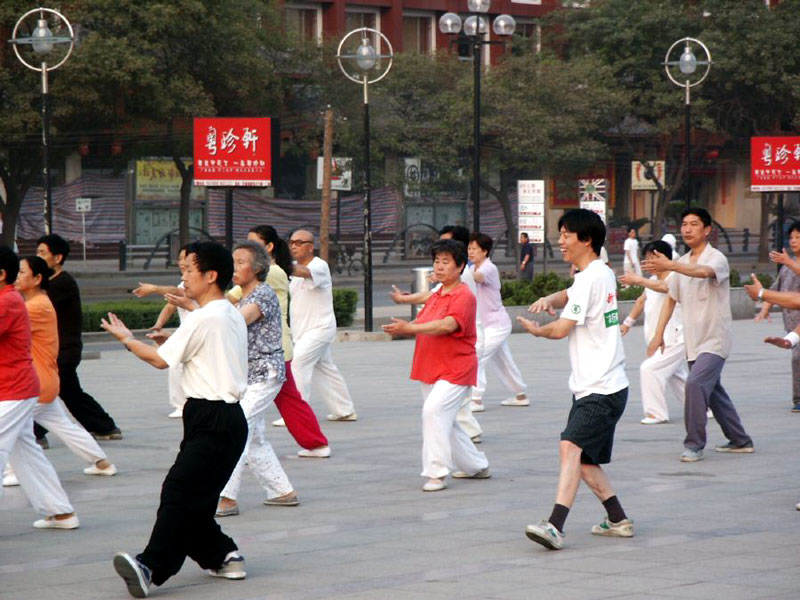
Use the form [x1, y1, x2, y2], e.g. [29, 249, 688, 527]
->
[604, 309, 619, 328]
[571, 304, 581, 314]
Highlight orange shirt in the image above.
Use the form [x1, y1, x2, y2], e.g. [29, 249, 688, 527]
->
[0, 285, 39, 401]
[25, 294, 60, 404]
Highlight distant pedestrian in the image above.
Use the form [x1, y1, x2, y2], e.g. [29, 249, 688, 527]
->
[519, 232, 534, 281]
[36, 234, 122, 441]
[0, 246, 79, 531]
[103, 241, 249, 596]
[288, 229, 357, 422]
[645, 207, 754, 463]
[623, 226, 642, 277]
[383, 239, 490, 492]
[518, 209, 633, 550]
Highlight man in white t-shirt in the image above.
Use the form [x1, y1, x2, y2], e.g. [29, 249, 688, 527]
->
[623, 227, 642, 277]
[645, 207, 753, 463]
[101, 242, 250, 597]
[517, 209, 632, 551]
[288, 230, 356, 421]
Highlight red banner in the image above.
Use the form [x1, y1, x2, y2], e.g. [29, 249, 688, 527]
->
[751, 136, 800, 192]
[194, 117, 272, 187]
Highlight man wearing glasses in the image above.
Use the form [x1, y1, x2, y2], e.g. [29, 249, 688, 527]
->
[288, 230, 357, 422]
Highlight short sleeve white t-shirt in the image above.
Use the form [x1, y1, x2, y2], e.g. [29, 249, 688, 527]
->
[289, 256, 336, 338]
[623, 238, 640, 265]
[157, 299, 248, 403]
[562, 260, 628, 399]
[643, 273, 684, 347]
[471, 259, 509, 331]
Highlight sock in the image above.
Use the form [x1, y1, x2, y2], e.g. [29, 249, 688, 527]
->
[602, 495, 627, 523]
[548, 503, 570, 533]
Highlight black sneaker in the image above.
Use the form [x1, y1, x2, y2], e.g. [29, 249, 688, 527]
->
[113, 552, 151, 598]
[93, 428, 123, 441]
[208, 552, 246, 580]
[714, 440, 754, 453]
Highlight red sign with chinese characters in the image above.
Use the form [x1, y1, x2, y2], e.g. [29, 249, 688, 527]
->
[194, 117, 272, 186]
[751, 136, 800, 192]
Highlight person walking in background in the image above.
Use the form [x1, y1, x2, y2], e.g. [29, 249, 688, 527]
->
[623, 226, 642, 277]
[288, 229, 357, 423]
[619, 241, 688, 425]
[4, 256, 116, 488]
[519, 232, 534, 281]
[36, 234, 122, 441]
[468, 233, 529, 408]
[0, 246, 79, 530]
[383, 239, 490, 493]
[645, 207, 754, 463]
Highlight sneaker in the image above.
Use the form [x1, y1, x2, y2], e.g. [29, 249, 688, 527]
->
[471, 434, 482, 444]
[796, 502, 800, 511]
[680, 448, 704, 462]
[470, 400, 485, 413]
[33, 515, 80, 530]
[208, 552, 246, 580]
[500, 396, 529, 407]
[326, 412, 357, 422]
[168, 408, 183, 419]
[36, 436, 49, 449]
[113, 552, 152, 598]
[93, 428, 123, 441]
[715, 440, 754, 453]
[215, 503, 240, 517]
[3, 467, 19, 487]
[640, 416, 669, 425]
[83, 462, 118, 476]
[591, 517, 634, 538]
[524, 520, 564, 550]
[792, 404, 800, 413]
[422, 478, 447, 492]
[263, 491, 299, 506]
[452, 467, 491, 479]
[272, 417, 286, 427]
[297, 446, 331, 458]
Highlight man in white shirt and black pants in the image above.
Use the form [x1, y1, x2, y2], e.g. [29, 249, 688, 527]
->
[101, 242, 249, 597]
[518, 209, 633, 550]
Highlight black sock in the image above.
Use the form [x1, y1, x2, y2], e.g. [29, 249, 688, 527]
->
[602, 495, 627, 523]
[548, 503, 570, 533]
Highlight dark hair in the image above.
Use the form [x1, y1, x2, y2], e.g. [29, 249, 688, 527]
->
[788, 221, 800, 237]
[520, 232, 529, 241]
[249, 224, 293, 276]
[431, 239, 467, 269]
[185, 241, 233, 291]
[642, 240, 673, 260]
[439, 225, 470, 246]
[0, 245, 19, 284]
[469, 232, 493, 255]
[37, 234, 70, 264]
[21, 256, 54, 290]
[680, 207, 712, 228]
[557, 209, 606, 256]
[627, 226, 637, 234]
[232, 241, 270, 282]
[179, 243, 192, 256]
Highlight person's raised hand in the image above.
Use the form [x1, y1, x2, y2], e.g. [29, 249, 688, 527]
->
[618, 273, 640, 287]
[100, 312, 133, 342]
[517, 316, 542, 336]
[528, 297, 556, 316]
[389, 285, 410, 304]
[743, 273, 763, 301]
[132, 282, 156, 298]
[642, 250, 670, 274]
[764, 336, 792, 350]
[146, 330, 170, 346]
[769, 249, 790, 265]
[165, 293, 194, 311]
[382, 317, 412, 336]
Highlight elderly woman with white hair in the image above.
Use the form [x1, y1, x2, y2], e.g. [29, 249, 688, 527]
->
[215, 241, 298, 516]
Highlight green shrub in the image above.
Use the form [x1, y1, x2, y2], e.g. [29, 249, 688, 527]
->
[617, 285, 644, 301]
[730, 269, 772, 289]
[83, 301, 177, 333]
[332, 288, 359, 327]
[501, 273, 573, 306]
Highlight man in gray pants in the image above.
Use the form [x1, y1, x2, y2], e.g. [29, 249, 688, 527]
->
[644, 207, 753, 462]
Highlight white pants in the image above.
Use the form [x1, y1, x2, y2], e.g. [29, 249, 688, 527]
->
[456, 394, 483, 438]
[292, 329, 355, 418]
[624, 259, 642, 277]
[33, 399, 107, 466]
[168, 364, 186, 410]
[640, 342, 689, 421]
[221, 377, 293, 501]
[421, 381, 488, 479]
[471, 324, 527, 400]
[0, 397, 73, 515]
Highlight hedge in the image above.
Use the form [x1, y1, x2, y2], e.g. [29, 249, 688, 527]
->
[82, 288, 361, 332]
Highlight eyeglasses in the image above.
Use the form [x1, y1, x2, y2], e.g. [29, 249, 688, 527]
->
[289, 240, 313, 247]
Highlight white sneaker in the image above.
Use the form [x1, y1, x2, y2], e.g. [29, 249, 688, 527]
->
[3, 468, 19, 487]
[501, 396, 529, 407]
[168, 408, 183, 419]
[297, 446, 331, 458]
[84, 463, 118, 476]
[422, 478, 447, 492]
[640, 416, 668, 425]
[272, 418, 286, 427]
[33, 515, 80, 530]
[470, 400, 485, 412]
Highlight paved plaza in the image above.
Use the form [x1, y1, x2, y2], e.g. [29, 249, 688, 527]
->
[2, 318, 799, 599]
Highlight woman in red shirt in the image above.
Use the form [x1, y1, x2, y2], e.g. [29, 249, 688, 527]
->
[383, 240, 490, 492]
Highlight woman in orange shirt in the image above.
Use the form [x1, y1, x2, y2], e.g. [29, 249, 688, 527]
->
[4, 257, 116, 486]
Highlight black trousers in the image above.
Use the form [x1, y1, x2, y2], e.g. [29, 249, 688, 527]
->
[36, 360, 118, 437]
[138, 398, 248, 586]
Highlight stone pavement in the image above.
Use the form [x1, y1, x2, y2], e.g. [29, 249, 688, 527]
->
[2, 319, 799, 600]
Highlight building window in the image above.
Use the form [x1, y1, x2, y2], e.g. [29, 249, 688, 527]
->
[345, 9, 378, 32]
[403, 14, 434, 54]
[512, 21, 541, 56]
[285, 4, 321, 43]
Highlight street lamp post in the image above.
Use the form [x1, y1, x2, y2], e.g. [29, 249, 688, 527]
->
[337, 28, 393, 332]
[439, 2, 516, 232]
[664, 37, 711, 209]
[9, 8, 75, 235]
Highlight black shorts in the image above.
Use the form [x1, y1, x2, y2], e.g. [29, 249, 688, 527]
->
[560, 388, 628, 465]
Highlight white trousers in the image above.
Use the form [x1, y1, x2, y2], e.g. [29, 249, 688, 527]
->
[421, 381, 488, 479]
[471, 324, 527, 400]
[292, 328, 355, 418]
[0, 397, 73, 515]
[168, 364, 186, 410]
[640, 342, 689, 421]
[624, 259, 642, 277]
[456, 394, 483, 438]
[221, 377, 293, 501]
[33, 399, 107, 465]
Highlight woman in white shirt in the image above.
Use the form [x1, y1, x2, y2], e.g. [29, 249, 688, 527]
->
[623, 227, 642, 277]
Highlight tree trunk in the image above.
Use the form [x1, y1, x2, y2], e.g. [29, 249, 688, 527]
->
[480, 175, 516, 258]
[172, 155, 193, 248]
[758, 192, 772, 263]
[0, 153, 37, 247]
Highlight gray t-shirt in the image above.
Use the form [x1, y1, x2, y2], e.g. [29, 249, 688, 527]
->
[770, 265, 800, 332]
[668, 244, 732, 361]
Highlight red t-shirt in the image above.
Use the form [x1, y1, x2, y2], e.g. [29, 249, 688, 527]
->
[0, 285, 40, 401]
[410, 283, 478, 386]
